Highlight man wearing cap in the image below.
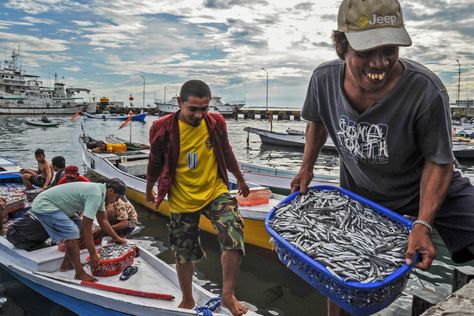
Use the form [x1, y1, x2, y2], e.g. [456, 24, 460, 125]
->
[31, 179, 126, 282]
[291, 0, 474, 314]
[57, 165, 90, 185]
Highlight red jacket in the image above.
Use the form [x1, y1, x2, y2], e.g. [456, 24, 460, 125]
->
[147, 111, 243, 207]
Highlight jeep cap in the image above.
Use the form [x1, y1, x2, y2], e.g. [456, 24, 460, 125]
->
[337, 0, 412, 51]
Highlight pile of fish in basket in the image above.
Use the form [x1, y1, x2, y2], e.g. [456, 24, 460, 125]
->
[265, 185, 418, 316]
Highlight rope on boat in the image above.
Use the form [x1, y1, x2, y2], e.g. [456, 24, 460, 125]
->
[195, 297, 221, 316]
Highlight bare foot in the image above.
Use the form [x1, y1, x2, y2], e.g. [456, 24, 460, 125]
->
[178, 299, 195, 309]
[222, 294, 248, 316]
[59, 257, 73, 272]
[75, 272, 98, 282]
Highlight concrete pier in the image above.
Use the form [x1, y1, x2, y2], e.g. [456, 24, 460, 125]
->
[421, 280, 474, 315]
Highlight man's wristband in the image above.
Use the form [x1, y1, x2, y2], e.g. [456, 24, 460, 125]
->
[412, 219, 433, 233]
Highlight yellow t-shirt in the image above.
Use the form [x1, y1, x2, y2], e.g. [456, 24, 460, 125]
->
[168, 119, 228, 213]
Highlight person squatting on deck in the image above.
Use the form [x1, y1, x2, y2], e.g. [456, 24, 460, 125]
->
[20, 148, 53, 190]
[146, 80, 250, 316]
[290, 0, 474, 314]
[57, 165, 90, 185]
[30, 179, 127, 282]
[94, 197, 138, 238]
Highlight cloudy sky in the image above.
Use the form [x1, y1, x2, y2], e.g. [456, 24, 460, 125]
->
[1, 0, 473, 108]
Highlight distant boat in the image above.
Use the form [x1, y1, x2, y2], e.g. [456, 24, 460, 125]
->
[25, 120, 59, 127]
[244, 127, 337, 151]
[154, 96, 243, 117]
[245, 127, 474, 160]
[0, 49, 92, 115]
[82, 112, 146, 122]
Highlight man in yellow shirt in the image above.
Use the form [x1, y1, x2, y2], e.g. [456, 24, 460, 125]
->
[146, 80, 249, 316]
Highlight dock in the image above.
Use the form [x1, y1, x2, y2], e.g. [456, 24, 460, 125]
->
[97, 106, 303, 120]
[238, 107, 301, 120]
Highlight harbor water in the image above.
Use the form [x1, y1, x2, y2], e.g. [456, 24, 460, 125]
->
[0, 114, 473, 315]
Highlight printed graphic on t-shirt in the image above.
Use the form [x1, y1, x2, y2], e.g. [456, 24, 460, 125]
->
[187, 151, 197, 169]
[336, 115, 389, 163]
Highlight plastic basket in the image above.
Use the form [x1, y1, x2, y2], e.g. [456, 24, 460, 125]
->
[265, 185, 418, 316]
[86, 244, 137, 277]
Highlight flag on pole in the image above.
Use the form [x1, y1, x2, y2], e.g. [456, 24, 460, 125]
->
[119, 111, 133, 129]
[70, 112, 81, 122]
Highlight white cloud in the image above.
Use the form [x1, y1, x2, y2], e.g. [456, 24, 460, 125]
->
[22, 16, 55, 24]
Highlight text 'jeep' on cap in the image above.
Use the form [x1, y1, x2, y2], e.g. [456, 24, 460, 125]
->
[337, 0, 412, 51]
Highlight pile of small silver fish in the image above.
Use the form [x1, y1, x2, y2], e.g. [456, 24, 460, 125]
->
[270, 189, 409, 283]
[99, 243, 135, 260]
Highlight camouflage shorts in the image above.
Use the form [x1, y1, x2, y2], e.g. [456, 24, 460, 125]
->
[168, 193, 245, 264]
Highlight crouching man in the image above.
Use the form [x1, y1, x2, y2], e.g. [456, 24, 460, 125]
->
[31, 178, 127, 282]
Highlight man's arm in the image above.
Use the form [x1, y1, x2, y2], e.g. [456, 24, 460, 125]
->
[405, 161, 453, 270]
[290, 121, 328, 193]
[146, 122, 165, 203]
[82, 216, 100, 267]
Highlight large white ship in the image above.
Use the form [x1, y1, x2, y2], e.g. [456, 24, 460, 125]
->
[154, 96, 244, 116]
[0, 49, 92, 115]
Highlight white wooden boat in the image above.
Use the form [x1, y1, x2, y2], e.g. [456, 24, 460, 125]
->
[154, 96, 240, 117]
[82, 112, 147, 122]
[244, 127, 337, 151]
[237, 161, 339, 195]
[0, 237, 240, 315]
[79, 135, 284, 251]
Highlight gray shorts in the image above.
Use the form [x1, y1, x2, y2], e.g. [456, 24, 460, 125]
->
[399, 171, 474, 263]
[434, 171, 474, 263]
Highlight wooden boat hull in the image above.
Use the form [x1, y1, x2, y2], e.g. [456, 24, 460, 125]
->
[0, 238, 235, 316]
[244, 127, 337, 151]
[80, 136, 278, 251]
[25, 120, 59, 127]
[83, 112, 147, 122]
[238, 161, 339, 195]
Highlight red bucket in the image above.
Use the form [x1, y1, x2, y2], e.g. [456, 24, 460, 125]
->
[87, 244, 137, 277]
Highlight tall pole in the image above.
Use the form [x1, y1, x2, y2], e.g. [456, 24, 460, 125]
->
[139, 74, 145, 110]
[261, 67, 268, 111]
[261, 67, 271, 131]
[456, 59, 461, 102]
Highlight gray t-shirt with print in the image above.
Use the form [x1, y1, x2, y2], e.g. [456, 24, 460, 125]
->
[302, 58, 453, 211]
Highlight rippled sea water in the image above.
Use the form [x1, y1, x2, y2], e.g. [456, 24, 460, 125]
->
[1, 114, 473, 316]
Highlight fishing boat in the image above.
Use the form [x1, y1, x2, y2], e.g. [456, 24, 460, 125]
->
[25, 120, 59, 127]
[0, 49, 92, 115]
[244, 127, 337, 151]
[0, 238, 243, 315]
[154, 97, 243, 117]
[79, 135, 284, 251]
[237, 161, 339, 195]
[82, 112, 147, 122]
[245, 127, 474, 160]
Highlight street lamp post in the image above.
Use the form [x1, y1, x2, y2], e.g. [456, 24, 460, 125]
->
[261, 67, 272, 131]
[456, 59, 461, 102]
[138, 74, 145, 111]
[261, 67, 268, 111]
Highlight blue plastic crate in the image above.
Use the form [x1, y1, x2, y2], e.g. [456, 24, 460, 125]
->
[265, 185, 418, 316]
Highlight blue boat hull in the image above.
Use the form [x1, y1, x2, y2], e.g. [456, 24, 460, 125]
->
[9, 270, 130, 316]
[83, 113, 146, 122]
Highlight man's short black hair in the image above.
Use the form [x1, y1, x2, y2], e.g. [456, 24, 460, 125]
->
[52, 156, 66, 169]
[179, 80, 211, 102]
[35, 148, 45, 156]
